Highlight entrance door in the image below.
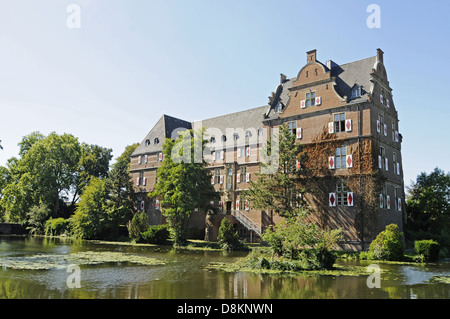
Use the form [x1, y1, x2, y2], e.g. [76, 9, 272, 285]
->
[226, 201, 232, 215]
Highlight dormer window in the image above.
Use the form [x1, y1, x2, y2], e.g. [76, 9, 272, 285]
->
[245, 130, 252, 138]
[145, 139, 151, 146]
[274, 102, 281, 113]
[221, 135, 227, 142]
[233, 133, 239, 141]
[210, 136, 216, 143]
[154, 138, 160, 144]
[351, 86, 361, 99]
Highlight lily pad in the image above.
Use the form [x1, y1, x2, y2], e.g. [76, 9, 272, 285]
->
[0, 251, 165, 270]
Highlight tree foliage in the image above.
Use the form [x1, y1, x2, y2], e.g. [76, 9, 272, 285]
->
[245, 124, 307, 218]
[406, 167, 450, 248]
[149, 129, 218, 245]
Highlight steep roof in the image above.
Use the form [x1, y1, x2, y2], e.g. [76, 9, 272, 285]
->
[132, 114, 192, 156]
[332, 56, 377, 103]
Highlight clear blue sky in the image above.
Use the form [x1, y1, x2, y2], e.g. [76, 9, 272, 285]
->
[0, 0, 449, 187]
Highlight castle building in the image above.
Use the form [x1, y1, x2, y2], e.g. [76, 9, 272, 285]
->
[129, 49, 405, 250]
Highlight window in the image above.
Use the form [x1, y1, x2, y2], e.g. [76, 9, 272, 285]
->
[233, 133, 239, 141]
[274, 102, 282, 113]
[393, 152, 397, 174]
[392, 122, 396, 142]
[377, 114, 384, 134]
[394, 187, 399, 211]
[334, 113, 346, 133]
[287, 121, 297, 136]
[245, 130, 252, 138]
[336, 182, 348, 206]
[380, 184, 387, 209]
[305, 91, 316, 107]
[379, 146, 386, 170]
[214, 168, 221, 184]
[258, 128, 263, 136]
[221, 135, 227, 142]
[145, 139, 151, 146]
[210, 136, 216, 143]
[335, 146, 347, 169]
[351, 86, 361, 99]
[154, 138, 160, 144]
[240, 166, 247, 183]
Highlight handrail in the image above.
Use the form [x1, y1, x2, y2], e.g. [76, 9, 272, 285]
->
[230, 210, 262, 237]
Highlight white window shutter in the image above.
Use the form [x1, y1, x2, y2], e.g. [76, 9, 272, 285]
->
[328, 122, 334, 134]
[398, 198, 402, 211]
[380, 194, 384, 208]
[246, 173, 250, 182]
[236, 174, 240, 183]
[345, 119, 352, 132]
[236, 200, 240, 211]
[384, 124, 388, 136]
[380, 94, 384, 104]
[220, 150, 224, 160]
[397, 162, 401, 175]
[245, 201, 250, 211]
[301, 100, 306, 109]
[296, 160, 301, 171]
[155, 200, 160, 210]
[219, 201, 223, 209]
[385, 157, 389, 171]
[395, 131, 399, 142]
[144, 155, 148, 163]
[386, 195, 391, 209]
[159, 153, 163, 162]
[296, 127, 302, 139]
[220, 175, 223, 184]
[315, 96, 322, 106]
[377, 120, 381, 133]
[211, 176, 215, 185]
[246, 146, 250, 157]
[378, 155, 383, 169]
[328, 156, 335, 169]
[136, 177, 140, 186]
[346, 155, 353, 168]
[237, 148, 241, 158]
[138, 156, 142, 164]
[143, 177, 147, 186]
[329, 193, 336, 207]
[347, 192, 354, 207]
[387, 99, 390, 108]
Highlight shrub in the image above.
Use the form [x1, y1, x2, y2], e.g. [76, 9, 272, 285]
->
[369, 224, 404, 261]
[414, 240, 440, 262]
[217, 218, 242, 251]
[128, 211, 150, 241]
[44, 218, 71, 236]
[140, 225, 170, 245]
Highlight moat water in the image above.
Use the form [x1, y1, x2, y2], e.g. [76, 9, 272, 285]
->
[1, 237, 449, 299]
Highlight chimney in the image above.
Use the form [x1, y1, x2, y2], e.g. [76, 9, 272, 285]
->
[280, 73, 287, 84]
[377, 48, 384, 63]
[307, 49, 317, 63]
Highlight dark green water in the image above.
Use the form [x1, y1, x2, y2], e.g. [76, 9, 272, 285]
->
[1, 237, 449, 299]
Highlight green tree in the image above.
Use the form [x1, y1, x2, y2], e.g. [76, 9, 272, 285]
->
[72, 143, 113, 206]
[217, 218, 241, 251]
[245, 123, 307, 218]
[71, 177, 111, 239]
[368, 224, 404, 261]
[406, 167, 450, 247]
[149, 129, 218, 246]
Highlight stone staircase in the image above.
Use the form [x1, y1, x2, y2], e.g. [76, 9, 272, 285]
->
[230, 210, 262, 238]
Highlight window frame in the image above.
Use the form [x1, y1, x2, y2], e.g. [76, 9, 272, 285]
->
[335, 146, 347, 169]
[305, 91, 316, 107]
[336, 182, 348, 206]
[334, 113, 346, 133]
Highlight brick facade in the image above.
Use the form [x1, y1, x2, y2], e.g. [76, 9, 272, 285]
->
[130, 49, 405, 250]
